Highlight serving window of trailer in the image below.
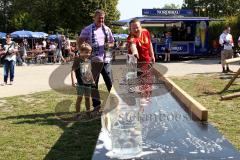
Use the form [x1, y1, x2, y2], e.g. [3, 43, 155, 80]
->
[141, 19, 209, 56]
[144, 21, 195, 42]
[114, 9, 212, 56]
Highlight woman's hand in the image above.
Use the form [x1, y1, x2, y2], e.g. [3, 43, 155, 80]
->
[151, 55, 155, 63]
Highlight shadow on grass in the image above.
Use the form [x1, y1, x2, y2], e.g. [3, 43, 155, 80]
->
[224, 88, 240, 94]
[1, 101, 101, 160]
[219, 73, 239, 80]
[196, 92, 220, 97]
[43, 119, 101, 160]
[196, 89, 240, 98]
[1, 112, 69, 129]
[188, 72, 237, 79]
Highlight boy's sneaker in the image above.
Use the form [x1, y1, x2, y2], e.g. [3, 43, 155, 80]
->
[93, 105, 101, 112]
[89, 106, 102, 119]
[10, 81, 13, 85]
[74, 114, 81, 120]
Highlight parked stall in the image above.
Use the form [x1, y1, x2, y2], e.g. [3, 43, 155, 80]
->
[114, 9, 221, 58]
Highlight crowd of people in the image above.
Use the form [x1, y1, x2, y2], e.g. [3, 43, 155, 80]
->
[0, 34, 77, 66]
[0, 34, 78, 85]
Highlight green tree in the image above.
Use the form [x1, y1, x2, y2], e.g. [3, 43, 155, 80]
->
[0, 0, 120, 34]
[182, 0, 240, 17]
[9, 0, 60, 32]
[102, 0, 120, 33]
[163, 3, 180, 9]
[10, 11, 40, 30]
[0, 0, 13, 32]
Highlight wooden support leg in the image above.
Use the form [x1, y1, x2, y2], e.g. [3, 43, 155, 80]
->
[221, 68, 240, 93]
[221, 92, 240, 100]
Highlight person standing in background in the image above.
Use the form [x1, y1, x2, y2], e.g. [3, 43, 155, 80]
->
[2, 34, 18, 85]
[219, 26, 234, 73]
[171, 25, 179, 41]
[63, 36, 71, 62]
[42, 38, 47, 51]
[164, 32, 172, 62]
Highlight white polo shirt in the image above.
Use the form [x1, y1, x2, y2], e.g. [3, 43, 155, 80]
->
[219, 32, 234, 50]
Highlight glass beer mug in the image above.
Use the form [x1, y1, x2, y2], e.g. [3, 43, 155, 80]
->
[126, 43, 138, 85]
[126, 54, 137, 84]
[102, 95, 142, 159]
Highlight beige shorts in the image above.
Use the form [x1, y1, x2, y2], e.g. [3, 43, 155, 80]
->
[221, 49, 233, 64]
[54, 49, 62, 57]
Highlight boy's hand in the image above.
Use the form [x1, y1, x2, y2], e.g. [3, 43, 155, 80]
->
[72, 82, 76, 87]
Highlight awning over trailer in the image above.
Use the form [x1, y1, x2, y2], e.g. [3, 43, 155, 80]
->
[112, 16, 223, 26]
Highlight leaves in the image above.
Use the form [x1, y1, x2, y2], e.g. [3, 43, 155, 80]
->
[183, 0, 240, 17]
[162, 3, 181, 9]
[0, 0, 120, 34]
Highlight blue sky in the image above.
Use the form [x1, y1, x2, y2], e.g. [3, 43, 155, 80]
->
[117, 0, 184, 20]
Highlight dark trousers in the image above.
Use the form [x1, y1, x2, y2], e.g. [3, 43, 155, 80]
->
[4, 60, 15, 83]
[16, 55, 23, 65]
[91, 62, 112, 108]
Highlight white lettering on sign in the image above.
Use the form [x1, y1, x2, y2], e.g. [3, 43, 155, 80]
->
[172, 46, 183, 51]
[161, 46, 183, 51]
[156, 10, 180, 15]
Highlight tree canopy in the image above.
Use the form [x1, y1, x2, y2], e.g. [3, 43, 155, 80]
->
[0, 0, 120, 34]
[162, 4, 180, 9]
[182, 0, 240, 17]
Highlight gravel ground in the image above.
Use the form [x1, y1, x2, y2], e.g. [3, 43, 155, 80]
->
[0, 56, 239, 98]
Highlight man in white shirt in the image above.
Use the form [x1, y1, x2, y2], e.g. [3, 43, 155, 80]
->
[219, 26, 234, 73]
[48, 42, 56, 63]
[42, 39, 47, 50]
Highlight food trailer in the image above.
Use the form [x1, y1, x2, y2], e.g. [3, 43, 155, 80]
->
[114, 9, 215, 58]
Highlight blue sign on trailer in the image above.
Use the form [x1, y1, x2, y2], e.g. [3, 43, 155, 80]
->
[142, 9, 193, 16]
[156, 43, 189, 54]
[140, 10, 210, 57]
[153, 42, 197, 56]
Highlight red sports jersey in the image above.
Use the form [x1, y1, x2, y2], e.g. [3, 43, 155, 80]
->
[127, 29, 151, 63]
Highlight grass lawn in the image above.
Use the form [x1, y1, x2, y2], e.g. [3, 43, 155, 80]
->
[171, 73, 240, 150]
[0, 73, 239, 159]
[0, 85, 108, 160]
